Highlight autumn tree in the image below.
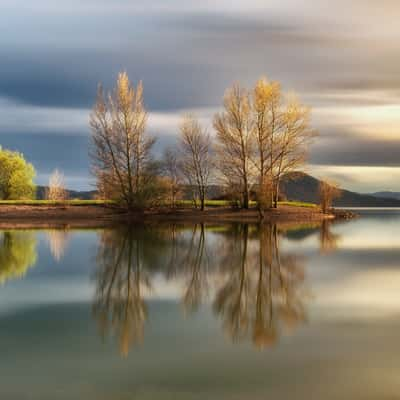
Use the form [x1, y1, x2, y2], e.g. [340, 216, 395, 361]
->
[214, 85, 255, 209]
[271, 95, 316, 207]
[90, 72, 159, 210]
[179, 116, 212, 211]
[252, 78, 282, 209]
[319, 180, 342, 213]
[0, 148, 36, 200]
[47, 169, 68, 201]
[251, 78, 316, 209]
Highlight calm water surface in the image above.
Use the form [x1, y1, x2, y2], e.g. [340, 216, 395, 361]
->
[1, 210, 400, 399]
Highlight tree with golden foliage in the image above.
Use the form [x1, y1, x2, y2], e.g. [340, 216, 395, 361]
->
[251, 77, 316, 209]
[90, 72, 160, 210]
[179, 116, 212, 211]
[214, 78, 316, 211]
[319, 180, 342, 213]
[46, 169, 68, 201]
[214, 85, 254, 209]
[252, 78, 282, 209]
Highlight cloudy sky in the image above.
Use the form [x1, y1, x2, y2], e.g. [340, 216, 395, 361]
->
[1, 0, 400, 192]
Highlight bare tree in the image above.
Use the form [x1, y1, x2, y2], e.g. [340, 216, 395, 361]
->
[90, 72, 158, 210]
[214, 84, 255, 209]
[179, 115, 212, 211]
[161, 147, 182, 208]
[251, 78, 316, 209]
[47, 169, 68, 201]
[319, 180, 342, 213]
[252, 78, 283, 209]
[271, 95, 316, 207]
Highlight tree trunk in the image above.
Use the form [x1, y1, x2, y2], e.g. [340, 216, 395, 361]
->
[243, 179, 250, 209]
[273, 180, 280, 208]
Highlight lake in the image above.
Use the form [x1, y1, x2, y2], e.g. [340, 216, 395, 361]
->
[1, 210, 400, 399]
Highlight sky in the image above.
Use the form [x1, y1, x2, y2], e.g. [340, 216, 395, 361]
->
[1, 0, 400, 192]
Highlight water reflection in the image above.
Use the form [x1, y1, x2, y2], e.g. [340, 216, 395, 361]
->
[46, 229, 70, 262]
[0, 231, 37, 284]
[214, 224, 308, 348]
[93, 222, 315, 355]
[319, 220, 341, 254]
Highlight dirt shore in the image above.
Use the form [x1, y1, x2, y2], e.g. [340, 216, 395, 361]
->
[0, 204, 353, 229]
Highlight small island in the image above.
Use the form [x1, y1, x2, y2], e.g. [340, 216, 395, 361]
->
[0, 73, 352, 228]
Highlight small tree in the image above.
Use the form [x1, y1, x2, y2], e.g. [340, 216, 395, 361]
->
[319, 180, 341, 213]
[162, 147, 182, 208]
[47, 169, 68, 201]
[214, 84, 255, 209]
[179, 116, 212, 211]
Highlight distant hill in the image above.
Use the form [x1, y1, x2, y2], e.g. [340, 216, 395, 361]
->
[35, 174, 400, 207]
[36, 186, 96, 200]
[281, 173, 400, 207]
[370, 191, 400, 200]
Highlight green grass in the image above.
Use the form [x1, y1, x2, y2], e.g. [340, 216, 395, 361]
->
[278, 201, 317, 208]
[176, 199, 316, 208]
[0, 199, 316, 208]
[0, 199, 111, 206]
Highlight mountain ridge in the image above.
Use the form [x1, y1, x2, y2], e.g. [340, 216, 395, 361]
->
[36, 173, 400, 207]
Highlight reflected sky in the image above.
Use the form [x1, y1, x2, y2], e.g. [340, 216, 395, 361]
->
[1, 212, 400, 398]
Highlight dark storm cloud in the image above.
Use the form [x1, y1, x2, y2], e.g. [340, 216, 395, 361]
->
[310, 133, 400, 167]
[0, 48, 222, 110]
[2, 5, 400, 111]
[0, 133, 90, 174]
[0, 9, 381, 110]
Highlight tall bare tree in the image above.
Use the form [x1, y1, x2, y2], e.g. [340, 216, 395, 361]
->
[272, 95, 316, 207]
[252, 78, 284, 210]
[179, 116, 212, 211]
[214, 84, 255, 209]
[251, 78, 316, 209]
[90, 72, 158, 209]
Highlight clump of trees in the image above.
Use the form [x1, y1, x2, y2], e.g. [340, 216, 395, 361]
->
[0, 148, 36, 200]
[90, 73, 317, 211]
[214, 79, 316, 210]
[46, 169, 68, 201]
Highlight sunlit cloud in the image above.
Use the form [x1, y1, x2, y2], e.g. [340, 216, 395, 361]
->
[309, 165, 400, 192]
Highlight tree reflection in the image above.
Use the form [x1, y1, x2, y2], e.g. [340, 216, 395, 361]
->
[93, 222, 309, 355]
[213, 224, 307, 349]
[46, 229, 70, 262]
[319, 220, 341, 254]
[93, 227, 159, 357]
[0, 231, 37, 284]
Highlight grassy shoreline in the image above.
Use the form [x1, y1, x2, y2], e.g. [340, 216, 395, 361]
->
[0, 200, 352, 229]
[0, 199, 316, 208]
